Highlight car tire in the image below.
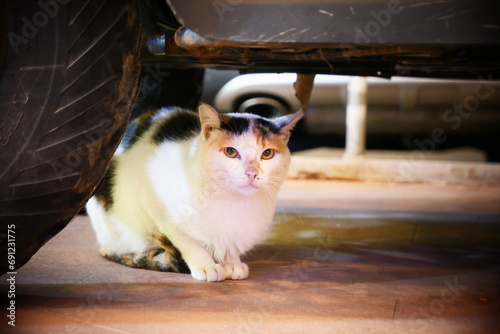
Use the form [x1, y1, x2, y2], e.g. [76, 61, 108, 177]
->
[0, 0, 141, 274]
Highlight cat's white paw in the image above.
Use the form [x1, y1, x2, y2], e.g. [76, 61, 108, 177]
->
[224, 263, 249, 280]
[191, 264, 226, 282]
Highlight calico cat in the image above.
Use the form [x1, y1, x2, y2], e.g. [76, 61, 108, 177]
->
[86, 103, 302, 282]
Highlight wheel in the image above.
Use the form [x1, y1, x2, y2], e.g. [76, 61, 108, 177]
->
[0, 0, 141, 274]
[237, 95, 290, 118]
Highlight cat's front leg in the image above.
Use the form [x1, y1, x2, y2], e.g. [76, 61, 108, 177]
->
[168, 231, 226, 282]
[222, 255, 249, 280]
[142, 198, 226, 282]
[190, 262, 226, 282]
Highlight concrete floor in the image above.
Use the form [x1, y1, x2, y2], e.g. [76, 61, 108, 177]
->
[1, 180, 500, 334]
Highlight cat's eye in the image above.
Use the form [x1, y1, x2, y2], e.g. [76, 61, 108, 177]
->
[223, 147, 239, 159]
[261, 149, 275, 160]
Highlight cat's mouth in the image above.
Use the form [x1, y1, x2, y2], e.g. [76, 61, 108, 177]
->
[239, 181, 260, 195]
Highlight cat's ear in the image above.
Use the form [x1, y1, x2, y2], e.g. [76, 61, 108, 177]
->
[198, 103, 228, 140]
[273, 110, 304, 142]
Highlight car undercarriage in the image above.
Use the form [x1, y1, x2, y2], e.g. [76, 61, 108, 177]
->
[143, 0, 500, 79]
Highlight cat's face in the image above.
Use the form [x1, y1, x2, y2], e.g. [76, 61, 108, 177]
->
[207, 129, 290, 197]
[198, 104, 303, 197]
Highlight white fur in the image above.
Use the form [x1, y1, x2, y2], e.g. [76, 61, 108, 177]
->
[87, 112, 294, 282]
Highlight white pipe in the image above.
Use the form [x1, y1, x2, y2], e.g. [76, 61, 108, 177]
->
[344, 76, 368, 159]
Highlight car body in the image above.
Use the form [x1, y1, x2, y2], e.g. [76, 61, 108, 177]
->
[146, 0, 500, 79]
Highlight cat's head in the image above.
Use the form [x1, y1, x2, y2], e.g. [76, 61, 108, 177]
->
[198, 104, 303, 197]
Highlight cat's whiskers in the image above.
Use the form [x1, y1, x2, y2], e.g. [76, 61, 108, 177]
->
[262, 187, 276, 205]
[221, 181, 239, 197]
[262, 181, 281, 203]
[267, 176, 280, 184]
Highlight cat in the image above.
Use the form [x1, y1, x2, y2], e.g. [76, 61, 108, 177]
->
[86, 103, 302, 282]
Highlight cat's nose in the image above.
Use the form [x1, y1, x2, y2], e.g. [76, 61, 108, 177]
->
[245, 169, 258, 180]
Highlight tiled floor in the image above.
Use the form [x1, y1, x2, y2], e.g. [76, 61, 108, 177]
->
[1, 180, 499, 334]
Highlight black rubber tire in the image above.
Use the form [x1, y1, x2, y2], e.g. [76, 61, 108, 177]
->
[0, 0, 141, 274]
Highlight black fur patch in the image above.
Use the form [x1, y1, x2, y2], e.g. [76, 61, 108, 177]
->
[253, 118, 280, 138]
[94, 160, 117, 211]
[151, 109, 201, 144]
[220, 116, 251, 135]
[121, 112, 155, 149]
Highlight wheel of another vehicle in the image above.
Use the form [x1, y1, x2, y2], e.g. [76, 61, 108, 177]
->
[237, 96, 290, 118]
[0, 0, 141, 274]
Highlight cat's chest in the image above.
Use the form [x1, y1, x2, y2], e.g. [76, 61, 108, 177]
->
[191, 195, 275, 254]
[194, 193, 274, 228]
